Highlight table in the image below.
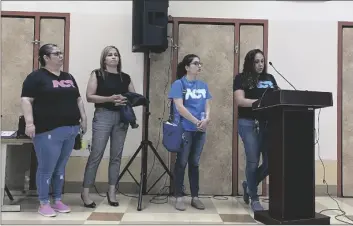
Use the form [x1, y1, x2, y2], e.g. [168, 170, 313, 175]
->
[1, 137, 32, 212]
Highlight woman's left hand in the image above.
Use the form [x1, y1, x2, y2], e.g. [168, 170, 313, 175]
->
[80, 119, 87, 135]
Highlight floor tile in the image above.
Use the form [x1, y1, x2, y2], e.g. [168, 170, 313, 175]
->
[219, 213, 256, 223]
[94, 196, 132, 213]
[212, 197, 249, 214]
[1, 220, 85, 225]
[84, 220, 121, 224]
[3, 193, 104, 213]
[121, 212, 223, 223]
[87, 212, 124, 221]
[126, 195, 218, 214]
[1, 211, 91, 224]
[4, 194, 353, 225]
[316, 197, 353, 215]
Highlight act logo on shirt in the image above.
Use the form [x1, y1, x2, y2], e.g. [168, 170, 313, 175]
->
[257, 81, 274, 89]
[52, 80, 76, 88]
[185, 88, 207, 100]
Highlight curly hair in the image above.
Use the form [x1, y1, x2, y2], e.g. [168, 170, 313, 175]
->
[240, 49, 267, 89]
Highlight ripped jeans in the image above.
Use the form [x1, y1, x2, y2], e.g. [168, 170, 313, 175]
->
[33, 125, 79, 204]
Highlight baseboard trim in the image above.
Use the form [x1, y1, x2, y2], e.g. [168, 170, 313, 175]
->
[5, 183, 338, 197]
[64, 181, 140, 194]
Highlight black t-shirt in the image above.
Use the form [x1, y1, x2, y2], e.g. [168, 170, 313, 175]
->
[21, 68, 81, 134]
[94, 71, 131, 111]
[233, 73, 278, 120]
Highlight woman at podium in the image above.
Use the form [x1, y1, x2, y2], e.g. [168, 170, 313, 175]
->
[233, 49, 278, 212]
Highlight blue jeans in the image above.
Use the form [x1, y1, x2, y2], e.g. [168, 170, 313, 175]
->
[174, 131, 206, 197]
[238, 118, 268, 201]
[33, 125, 79, 204]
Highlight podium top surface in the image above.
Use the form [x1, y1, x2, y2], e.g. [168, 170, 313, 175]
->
[252, 89, 333, 111]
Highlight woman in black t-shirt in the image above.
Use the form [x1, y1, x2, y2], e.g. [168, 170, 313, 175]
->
[81, 46, 136, 208]
[21, 44, 87, 217]
[233, 49, 278, 212]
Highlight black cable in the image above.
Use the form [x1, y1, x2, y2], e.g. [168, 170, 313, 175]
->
[315, 108, 353, 224]
[260, 108, 353, 226]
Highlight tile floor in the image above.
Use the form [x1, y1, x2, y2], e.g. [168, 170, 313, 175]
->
[2, 193, 353, 225]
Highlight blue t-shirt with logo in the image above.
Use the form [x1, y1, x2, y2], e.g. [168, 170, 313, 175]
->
[168, 76, 212, 131]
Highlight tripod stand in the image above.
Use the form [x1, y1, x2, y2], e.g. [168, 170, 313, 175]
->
[116, 51, 173, 211]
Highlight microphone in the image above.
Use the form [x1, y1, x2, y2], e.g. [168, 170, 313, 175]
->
[269, 62, 297, 90]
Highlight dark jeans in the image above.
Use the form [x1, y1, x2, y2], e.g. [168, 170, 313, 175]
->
[33, 125, 79, 204]
[238, 118, 269, 201]
[174, 131, 206, 197]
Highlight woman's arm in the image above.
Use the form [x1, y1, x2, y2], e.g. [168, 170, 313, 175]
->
[77, 97, 87, 134]
[205, 99, 211, 122]
[234, 90, 257, 107]
[86, 72, 118, 103]
[77, 97, 87, 121]
[128, 80, 136, 92]
[174, 98, 199, 125]
[21, 97, 34, 125]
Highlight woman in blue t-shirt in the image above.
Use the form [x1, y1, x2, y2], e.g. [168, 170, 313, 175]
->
[233, 49, 278, 212]
[168, 54, 212, 211]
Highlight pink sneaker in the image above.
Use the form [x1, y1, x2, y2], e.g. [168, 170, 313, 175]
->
[51, 200, 71, 213]
[38, 204, 57, 217]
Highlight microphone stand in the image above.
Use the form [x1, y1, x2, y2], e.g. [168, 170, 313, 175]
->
[269, 62, 297, 90]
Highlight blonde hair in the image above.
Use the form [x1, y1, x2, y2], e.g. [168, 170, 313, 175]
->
[92, 45, 122, 80]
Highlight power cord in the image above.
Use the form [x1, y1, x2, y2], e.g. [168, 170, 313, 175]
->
[260, 108, 353, 225]
[147, 37, 173, 204]
[315, 108, 353, 224]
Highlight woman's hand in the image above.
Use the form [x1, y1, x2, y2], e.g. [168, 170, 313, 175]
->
[197, 118, 210, 132]
[25, 124, 36, 138]
[80, 119, 87, 135]
[111, 94, 127, 106]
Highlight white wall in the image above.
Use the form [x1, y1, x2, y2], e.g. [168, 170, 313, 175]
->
[3, 1, 352, 160]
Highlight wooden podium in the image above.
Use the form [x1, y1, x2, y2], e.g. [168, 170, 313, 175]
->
[252, 90, 333, 225]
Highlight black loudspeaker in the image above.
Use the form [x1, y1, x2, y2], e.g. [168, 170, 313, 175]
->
[132, 0, 169, 53]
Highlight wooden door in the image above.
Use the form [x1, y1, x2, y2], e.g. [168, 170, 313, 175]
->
[1, 11, 70, 191]
[147, 17, 268, 196]
[338, 21, 353, 197]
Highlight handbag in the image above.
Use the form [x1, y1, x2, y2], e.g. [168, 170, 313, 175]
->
[16, 115, 27, 138]
[162, 80, 186, 153]
[73, 130, 83, 150]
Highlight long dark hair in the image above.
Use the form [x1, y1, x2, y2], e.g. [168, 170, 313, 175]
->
[176, 54, 199, 79]
[240, 49, 267, 89]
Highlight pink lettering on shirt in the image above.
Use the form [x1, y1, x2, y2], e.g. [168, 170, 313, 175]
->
[52, 80, 76, 88]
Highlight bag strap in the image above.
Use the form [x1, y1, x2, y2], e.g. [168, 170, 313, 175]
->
[168, 79, 186, 122]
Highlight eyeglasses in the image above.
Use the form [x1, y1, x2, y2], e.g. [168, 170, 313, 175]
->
[50, 51, 64, 56]
[191, 62, 203, 67]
